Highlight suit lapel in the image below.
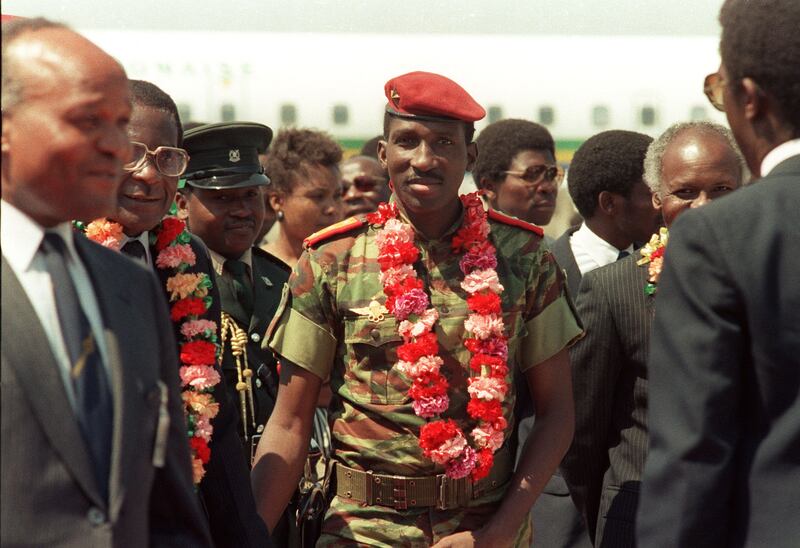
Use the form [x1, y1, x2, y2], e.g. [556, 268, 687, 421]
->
[75, 238, 135, 519]
[1, 255, 104, 507]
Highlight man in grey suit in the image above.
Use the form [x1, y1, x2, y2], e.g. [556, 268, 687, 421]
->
[561, 121, 745, 547]
[0, 18, 211, 547]
[637, 1, 800, 546]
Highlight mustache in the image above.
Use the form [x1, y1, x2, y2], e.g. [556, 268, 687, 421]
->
[407, 170, 444, 183]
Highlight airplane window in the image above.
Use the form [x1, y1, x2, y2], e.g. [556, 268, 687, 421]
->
[690, 106, 707, 121]
[177, 103, 192, 124]
[539, 106, 555, 126]
[221, 103, 236, 122]
[333, 104, 349, 125]
[487, 105, 503, 124]
[280, 104, 297, 125]
[592, 105, 609, 127]
[640, 106, 657, 126]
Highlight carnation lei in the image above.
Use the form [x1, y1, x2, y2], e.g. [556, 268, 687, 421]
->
[367, 192, 509, 482]
[78, 216, 221, 485]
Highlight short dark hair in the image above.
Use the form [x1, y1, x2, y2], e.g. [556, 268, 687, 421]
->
[568, 130, 653, 219]
[128, 79, 183, 145]
[263, 128, 343, 193]
[382, 112, 475, 144]
[473, 119, 556, 186]
[719, 0, 800, 135]
[1, 17, 70, 111]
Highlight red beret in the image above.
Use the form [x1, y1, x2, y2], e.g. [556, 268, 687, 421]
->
[384, 71, 485, 123]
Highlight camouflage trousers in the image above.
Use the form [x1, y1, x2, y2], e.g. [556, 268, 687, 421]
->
[317, 490, 533, 547]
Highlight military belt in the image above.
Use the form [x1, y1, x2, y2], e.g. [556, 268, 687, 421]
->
[334, 446, 512, 510]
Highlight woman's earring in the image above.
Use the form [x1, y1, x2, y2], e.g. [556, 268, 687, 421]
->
[276, 210, 285, 221]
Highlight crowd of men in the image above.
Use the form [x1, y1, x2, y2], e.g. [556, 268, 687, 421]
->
[1, 0, 799, 546]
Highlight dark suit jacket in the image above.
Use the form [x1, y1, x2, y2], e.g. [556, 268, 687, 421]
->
[218, 247, 290, 458]
[151, 235, 271, 548]
[552, 225, 582, 301]
[561, 255, 653, 547]
[637, 154, 800, 547]
[1, 235, 211, 547]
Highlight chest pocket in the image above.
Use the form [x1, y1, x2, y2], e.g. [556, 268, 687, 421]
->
[343, 315, 408, 405]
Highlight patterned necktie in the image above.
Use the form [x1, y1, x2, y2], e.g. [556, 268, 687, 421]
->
[617, 250, 630, 261]
[121, 239, 147, 263]
[41, 232, 112, 501]
[225, 259, 254, 317]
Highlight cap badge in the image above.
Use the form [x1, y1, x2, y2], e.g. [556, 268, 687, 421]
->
[229, 149, 241, 163]
[390, 88, 401, 108]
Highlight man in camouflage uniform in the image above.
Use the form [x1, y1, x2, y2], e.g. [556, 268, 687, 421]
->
[252, 71, 582, 547]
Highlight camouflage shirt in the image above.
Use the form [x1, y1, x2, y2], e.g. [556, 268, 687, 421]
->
[268, 204, 582, 481]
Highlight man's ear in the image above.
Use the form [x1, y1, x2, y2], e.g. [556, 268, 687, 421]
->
[740, 77, 765, 123]
[1, 111, 11, 154]
[174, 191, 190, 221]
[466, 142, 478, 173]
[652, 191, 663, 210]
[597, 190, 621, 216]
[480, 177, 498, 202]
[377, 139, 389, 171]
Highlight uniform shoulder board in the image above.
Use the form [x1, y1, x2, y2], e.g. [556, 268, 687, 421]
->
[303, 217, 367, 249]
[487, 208, 544, 236]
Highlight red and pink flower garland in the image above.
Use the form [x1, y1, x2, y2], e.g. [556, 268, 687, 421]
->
[79, 216, 221, 485]
[367, 193, 509, 481]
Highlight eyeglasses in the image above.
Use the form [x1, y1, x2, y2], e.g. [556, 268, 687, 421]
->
[504, 164, 564, 186]
[703, 72, 726, 112]
[124, 141, 190, 177]
[342, 175, 387, 193]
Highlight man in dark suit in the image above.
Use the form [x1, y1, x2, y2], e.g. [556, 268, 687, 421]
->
[551, 130, 659, 298]
[0, 19, 211, 546]
[111, 81, 271, 548]
[175, 122, 293, 544]
[637, 1, 800, 546]
[561, 121, 745, 547]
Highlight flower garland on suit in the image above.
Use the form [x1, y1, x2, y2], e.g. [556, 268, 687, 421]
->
[367, 192, 508, 482]
[637, 227, 669, 296]
[76, 216, 221, 484]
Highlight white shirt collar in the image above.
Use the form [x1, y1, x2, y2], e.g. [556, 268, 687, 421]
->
[570, 221, 633, 275]
[760, 138, 800, 177]
[1, 200, 76, 270]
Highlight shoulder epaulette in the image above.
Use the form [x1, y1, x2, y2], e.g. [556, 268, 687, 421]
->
[487, 209, 544, 236]
[303, 216, 367, 249]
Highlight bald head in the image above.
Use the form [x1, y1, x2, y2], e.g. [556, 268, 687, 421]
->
[2, 19, 126, 112]
[1, 18, 132, 227]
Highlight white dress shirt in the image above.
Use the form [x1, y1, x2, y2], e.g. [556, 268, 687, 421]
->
[569, 221, 634, 276]
[1, 200, 112, 408]
[761, 138, 800, 177]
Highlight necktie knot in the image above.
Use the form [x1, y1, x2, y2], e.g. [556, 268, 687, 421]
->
[121, 239, 147, 262]
[617, 250, 630, 261]
[225, 259, 248, 277]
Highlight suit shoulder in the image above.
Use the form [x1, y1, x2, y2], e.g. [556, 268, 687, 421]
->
[252, 246, 292, 276]
[487, 209, 544, 237]
[303, 216, 368, 250]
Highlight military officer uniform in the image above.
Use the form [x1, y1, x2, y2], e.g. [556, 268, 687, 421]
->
[182, 124, 290, 464]
[265, 72, 583, 547]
